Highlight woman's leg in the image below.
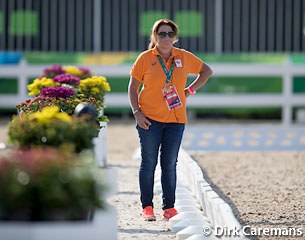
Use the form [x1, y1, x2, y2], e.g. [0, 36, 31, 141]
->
[136, 120, 163, 208]
[159, 123, 185, 210]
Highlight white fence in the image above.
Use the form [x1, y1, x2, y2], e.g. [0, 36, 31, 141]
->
[0, 59, 305, 126]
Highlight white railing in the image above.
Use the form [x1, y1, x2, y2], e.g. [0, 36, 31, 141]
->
[1, 59, 305, 126]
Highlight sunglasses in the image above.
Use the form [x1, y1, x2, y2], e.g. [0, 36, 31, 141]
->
[157, 31, 176, 38]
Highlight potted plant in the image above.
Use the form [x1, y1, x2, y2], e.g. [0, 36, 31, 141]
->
[0, 147, 105, 221]
[24, 73, 110, 120]
[16, 64, 111, 166]
[0, 65, 116, 239]
[8, 106, 99, 153]
[0, 147, 117, 239]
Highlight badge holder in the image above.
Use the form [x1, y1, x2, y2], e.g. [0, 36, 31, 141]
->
[162, 84, 182, 110]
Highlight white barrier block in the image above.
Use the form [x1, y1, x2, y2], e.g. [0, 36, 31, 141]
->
[172, 218, 209, 233]
[186, 234, 216, 240]
[169, 212, 205, 227]
[195, 180, 210, 209]
[177, 182, 187, 188]
[200, 187, 213, 219]
[194, 168, 204, 182]
[155, 183, 162, 194]
[159, 192, 194, 204]
[96, 167, 117, 198]
[132, 147, 141, 160]
[154, 175, 161, 184]
[205, 191, 219, 227]
[195, 184, 203, 210]
[176, 226, 205, 240]
[176, 187, 191, 194]
[175, 199, 201, 209]
[176, 193, 195, 200]
[175, 206, 203, 214]
[209, 197, 226, 227]
[176, 148, 250, 240]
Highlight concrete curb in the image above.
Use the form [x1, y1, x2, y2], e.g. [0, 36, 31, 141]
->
[176, 148, 250, 240]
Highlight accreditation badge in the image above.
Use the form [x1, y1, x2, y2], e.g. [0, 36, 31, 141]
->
[162, 84, 182, 110]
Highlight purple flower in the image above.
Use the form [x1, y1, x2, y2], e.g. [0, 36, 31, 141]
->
[53, 74, 80, 86]
[42, 65, 65, 78]
[78, 67, 91, 75]
[40, 86, 76, 98]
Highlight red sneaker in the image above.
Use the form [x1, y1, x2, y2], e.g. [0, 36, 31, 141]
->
[163, 208, 178, 220]
[142, 206, 156, 221]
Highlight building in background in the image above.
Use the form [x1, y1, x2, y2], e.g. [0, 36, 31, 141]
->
[0, 0, 305, 53]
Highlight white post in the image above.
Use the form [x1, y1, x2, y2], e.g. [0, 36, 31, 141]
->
[282, 60, 293, 126]
[94, 109, 108, 167]
[18, 59, 29, 101]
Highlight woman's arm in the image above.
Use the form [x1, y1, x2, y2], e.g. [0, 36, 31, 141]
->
[128, 77, 151, 130]
[185, 63, 213, 97]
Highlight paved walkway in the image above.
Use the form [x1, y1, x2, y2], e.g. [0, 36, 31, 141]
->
[107, 122, 176, 239]
[108, 153, 176, 239]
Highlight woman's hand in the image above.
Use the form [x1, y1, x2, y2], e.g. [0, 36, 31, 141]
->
[184, 89, 191, 97]
[134, 111, 151, 130]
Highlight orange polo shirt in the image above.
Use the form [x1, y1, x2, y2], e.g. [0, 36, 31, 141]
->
[130, 46, 203, 123]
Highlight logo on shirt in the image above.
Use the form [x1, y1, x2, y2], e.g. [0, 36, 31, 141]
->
[152, 61, 157, 66]
[175, 59, 182, 67]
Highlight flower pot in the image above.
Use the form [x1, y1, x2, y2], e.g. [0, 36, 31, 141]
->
[0, 204, 117, 240]
[0, 167, 117, 240]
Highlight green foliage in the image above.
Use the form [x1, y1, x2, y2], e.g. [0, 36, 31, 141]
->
[16, 96, 104, 116]
[8, 107, 99, 153]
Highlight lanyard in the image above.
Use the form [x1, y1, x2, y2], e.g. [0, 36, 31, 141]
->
[157, 55, 175, 84]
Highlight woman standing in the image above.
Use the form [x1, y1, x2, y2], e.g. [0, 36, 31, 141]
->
[128, 19, 212, 221]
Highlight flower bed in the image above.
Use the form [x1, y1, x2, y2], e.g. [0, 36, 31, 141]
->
[8, 106, 99, 153]
[21, 65, 110, 121]
[0, 64, 115, 236]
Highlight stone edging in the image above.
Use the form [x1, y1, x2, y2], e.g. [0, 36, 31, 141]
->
[169, 148, 250, 240]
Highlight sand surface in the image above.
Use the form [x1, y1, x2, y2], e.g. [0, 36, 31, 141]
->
[193, 152, 305, 240]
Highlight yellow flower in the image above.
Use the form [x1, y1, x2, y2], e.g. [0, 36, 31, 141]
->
[28, 88, 40, 96]
[30, 106, 72, 124]
[63, 66, 83, 76]
[27, 77, 57, 96]
[79, 76, 110, 92]
[91, 87, 100, 94]
[102, 81, 111, 91]
[56, 112, 73, 123]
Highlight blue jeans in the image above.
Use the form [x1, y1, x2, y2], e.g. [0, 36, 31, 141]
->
[136, 119, 185, 210]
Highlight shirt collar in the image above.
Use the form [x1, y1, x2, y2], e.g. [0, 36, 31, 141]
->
[152, 46, 179, 57]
